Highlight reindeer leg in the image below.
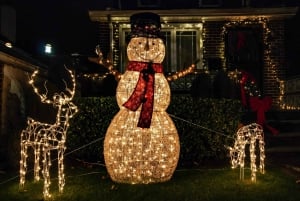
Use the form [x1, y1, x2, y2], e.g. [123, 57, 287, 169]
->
[19, 136, 28, 190]
[42, 144, 52, 199]
[259, 137, 265, 174]
[239, 146, 245, 181]
[34, 143, 41, 182]
[250, 140, 257, 182]
[239, 166, 244, 181]
[57, 145, 65, 193]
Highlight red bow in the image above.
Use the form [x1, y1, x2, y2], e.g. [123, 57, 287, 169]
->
[123, 61, 163, 128]
[249, 96, 279, 135]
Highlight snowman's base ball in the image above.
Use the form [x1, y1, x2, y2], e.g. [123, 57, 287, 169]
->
[104, 109, 180, 184]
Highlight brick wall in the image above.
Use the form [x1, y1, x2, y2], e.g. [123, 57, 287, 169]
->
[203, 21, 226, 69]
[97, 22, 110, 57]
[264, 20, 286, 107]
[97, 22, 121, 69]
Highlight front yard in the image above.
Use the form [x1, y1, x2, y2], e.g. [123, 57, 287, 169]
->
[1, 160, 299, 201]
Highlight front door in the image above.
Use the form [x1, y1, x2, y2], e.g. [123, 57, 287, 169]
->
[225, 26, 264, 90]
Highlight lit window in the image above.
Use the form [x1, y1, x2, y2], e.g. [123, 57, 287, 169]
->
[119, 23, 203, 73]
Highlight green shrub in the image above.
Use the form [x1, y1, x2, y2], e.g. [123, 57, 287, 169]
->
[67, 96, 243, 168]
[66, 97, 118, 164]
[168, 95, 243, 167]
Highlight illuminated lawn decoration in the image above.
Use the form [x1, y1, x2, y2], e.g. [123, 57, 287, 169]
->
[102, 12, 193, 184]
[19, 68, 78, 199]
[228, 123, 265, 182]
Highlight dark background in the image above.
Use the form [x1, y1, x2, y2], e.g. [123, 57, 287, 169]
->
[11, 0, 102, 56]
[2, 0, 300, 75]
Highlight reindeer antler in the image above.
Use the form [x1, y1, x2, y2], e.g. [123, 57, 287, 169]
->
[29, 67, 76, 104]
[29, 69, 53, 104]
[62, 66, 76, 101]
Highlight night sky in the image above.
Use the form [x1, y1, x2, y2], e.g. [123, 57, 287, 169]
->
[10, 0, 105, 56]
[3, 0, 300, 76]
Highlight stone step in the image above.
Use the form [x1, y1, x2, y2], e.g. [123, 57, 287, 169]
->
[264, 111, 300, 166]
[269, 120, 300, 124]
[265, 130, 300, 152]
[270, 132, 300, 137]
[267, 121, 300, 133]
[266, 152, 300, 167]
[266, 146, 300, 153]
[266, 110, 300, 121]
[265, 132, 300, 147]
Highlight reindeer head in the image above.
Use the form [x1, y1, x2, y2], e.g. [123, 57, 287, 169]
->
[224, 143, 240, 169]
[228, 146, 240, 169]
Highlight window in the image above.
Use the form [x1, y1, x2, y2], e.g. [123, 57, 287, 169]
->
[118, 23, 203, 73]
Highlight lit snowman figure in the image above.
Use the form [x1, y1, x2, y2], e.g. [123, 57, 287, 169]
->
[104, 12, 180, 184]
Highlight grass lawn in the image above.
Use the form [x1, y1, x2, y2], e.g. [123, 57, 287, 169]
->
[1, 161, 300, 201]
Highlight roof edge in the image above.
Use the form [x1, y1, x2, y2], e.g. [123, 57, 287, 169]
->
[89, 7, 299, 23]
[0, 51, 43, 72]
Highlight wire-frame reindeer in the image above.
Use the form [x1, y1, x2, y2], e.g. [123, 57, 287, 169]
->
[19, 67, 78, 199]
[228, 123, 265, 182]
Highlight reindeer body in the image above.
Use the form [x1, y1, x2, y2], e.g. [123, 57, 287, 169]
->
[19, 70, 77, 199]
[229, 123, 265, 182]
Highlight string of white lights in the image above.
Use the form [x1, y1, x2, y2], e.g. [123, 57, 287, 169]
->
[228, 123, 265, 182]
[19, 68, 78, 199]
[169, 114, 234, 139]
[222, 17, 298, 110]
[1, 137, 104, 186]
[2, 114, 246, 187]
[94, 45, 197, 82]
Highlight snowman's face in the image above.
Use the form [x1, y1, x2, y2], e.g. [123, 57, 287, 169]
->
[127, 37, 165, 63]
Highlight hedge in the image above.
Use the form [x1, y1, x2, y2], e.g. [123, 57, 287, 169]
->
[66, 96, 243, 168]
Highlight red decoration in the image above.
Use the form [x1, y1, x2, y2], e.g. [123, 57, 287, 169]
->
[249, 96, 279, 135]
[240, 70, 256, 106]
[237, 31, 246, 51]
[123, 61, 163, 128]
[238, 70, 279, 135]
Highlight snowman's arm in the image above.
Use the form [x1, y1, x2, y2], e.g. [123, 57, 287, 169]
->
[89, 46, 122, 81]
[88, 56, 122, 81]
[103, 63, 122, 82]
[166, 59, 200, 82]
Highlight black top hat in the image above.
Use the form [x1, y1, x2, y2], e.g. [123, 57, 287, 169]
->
[128, 12, 163, 40]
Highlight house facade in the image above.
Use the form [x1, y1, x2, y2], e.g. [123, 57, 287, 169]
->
[88, 4, 299, 110]
[0, 42, 40, 168]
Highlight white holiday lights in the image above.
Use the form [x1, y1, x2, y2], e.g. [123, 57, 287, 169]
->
[222, 17, 298, 109]
[19, 68, 78, 199]
[102, 12, 185, 184]
[228, 123, 265, 182]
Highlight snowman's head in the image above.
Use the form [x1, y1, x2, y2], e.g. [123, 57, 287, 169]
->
[126, 12, 165, 63]
[127, 37, 165, 63]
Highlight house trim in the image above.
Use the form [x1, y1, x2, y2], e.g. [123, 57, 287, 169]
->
[88, 7, 299, 108]
[0, 52, 39, 72]
[89, 7, 298, 23]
